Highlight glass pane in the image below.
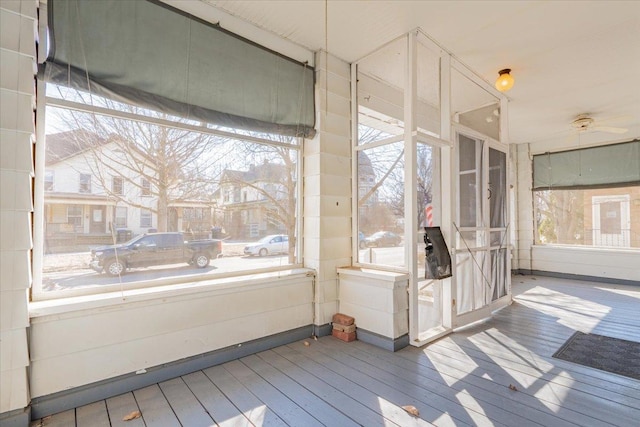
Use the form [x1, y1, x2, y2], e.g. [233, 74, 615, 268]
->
[451, 68, 500, 141]
[489, 148, 507, 228]
[458, 134, 477, 172]
[357, 142, 405, 267]
[357, 37, 405, 146]
[417, 144, 439, 227]
[459, 173, 477, 228]
[535, 187, 639, 248]
[42, 104, 299, 293]
[490, 249, 508, 301]
[416, 40, 441, 138]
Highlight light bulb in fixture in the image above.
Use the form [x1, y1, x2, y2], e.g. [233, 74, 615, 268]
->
[495, 68, 514, 92]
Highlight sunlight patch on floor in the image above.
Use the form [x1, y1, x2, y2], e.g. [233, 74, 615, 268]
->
[516, 286, 610, 332]
[469, 328, 555, 372]
[533, 371, 575, 413]
[597, 286, 640, 299]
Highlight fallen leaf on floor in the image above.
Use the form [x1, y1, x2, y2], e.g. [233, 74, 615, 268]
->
[509, 384, 518, 391]
[303, 341, 310, 347]
[402, 405, 420, 416]
[123, 410, 141, 421]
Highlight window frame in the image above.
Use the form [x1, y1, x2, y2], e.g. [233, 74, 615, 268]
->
[79, 173, 92, 193]
[112, 176, 124, 195]
[32, 84, 304, 302]
[140, 208, 153, 228]
[114, 206, 127, 228]
[141, 178, 151, 197]
[533, 186, 639, 250]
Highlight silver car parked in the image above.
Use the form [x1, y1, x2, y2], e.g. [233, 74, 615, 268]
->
[243, 234, 289, 257]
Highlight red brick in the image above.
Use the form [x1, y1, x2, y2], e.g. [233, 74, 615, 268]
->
[332, 323, 356, 333]
[332, 329, 357, 342]
[332, 313, 355, 326]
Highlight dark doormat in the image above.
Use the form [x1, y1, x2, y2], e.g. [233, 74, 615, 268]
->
[553, 331, 640, 380]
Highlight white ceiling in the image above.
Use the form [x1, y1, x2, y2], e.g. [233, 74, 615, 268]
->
[197, 0, 640, 148]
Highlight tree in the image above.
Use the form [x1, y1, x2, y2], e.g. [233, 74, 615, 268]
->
[49, 93, 232, 232]
[535, 190, 584, 244]
[356, 125, 435, 233]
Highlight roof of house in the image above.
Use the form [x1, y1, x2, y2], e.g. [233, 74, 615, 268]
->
[45, 129, 108, 166]
[221, 161, 288, 184]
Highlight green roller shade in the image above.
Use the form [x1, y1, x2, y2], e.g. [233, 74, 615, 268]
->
[533, 140, 640, 190]
[45, 0, 316, 137]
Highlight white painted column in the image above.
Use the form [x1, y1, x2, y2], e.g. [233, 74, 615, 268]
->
[0, 0, 38, 418]
[304, 51, 352, 329]
[405, 32, 419, 342]
[515, 143, 534, 272]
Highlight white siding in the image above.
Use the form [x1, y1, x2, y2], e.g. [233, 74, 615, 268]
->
[29, 274, 313, 398]
[531, 245, 640, 282]
[0, 0, 37, 415]
[304, 52, 352, 326]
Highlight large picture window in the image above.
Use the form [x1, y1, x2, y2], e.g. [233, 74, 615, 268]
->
[35, 0, 309, 300]
[37, 85, 301, 298]
[533, 142, 640, 249]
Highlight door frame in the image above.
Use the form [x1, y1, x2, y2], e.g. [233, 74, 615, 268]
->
[450, 124, 511, 329]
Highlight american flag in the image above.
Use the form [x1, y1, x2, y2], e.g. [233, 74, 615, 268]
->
[424, 195, 433, 227]
[425, 204, 433, 226]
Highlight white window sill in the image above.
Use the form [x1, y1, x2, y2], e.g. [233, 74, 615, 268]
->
[533, 244, 640, 255]
[29, 268, 315, 319]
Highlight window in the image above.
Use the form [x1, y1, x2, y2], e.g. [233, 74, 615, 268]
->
[38, 89, 301, 298]
[79, 173, 91, 193]
[140, 209, 153, 228]
[533, 142, 640, 249]
[112, 177, 123, 195]
[356, 129, 406, 267]
[35, 0, 307, 299]
[67, 205, 83, 232]
[535, 187, 639, 248]
[141, 178, 151, 197]
[44, 170, 54, 191]
[114, 206, 127, 228]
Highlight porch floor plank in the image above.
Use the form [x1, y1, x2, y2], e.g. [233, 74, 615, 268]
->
[105, 392, 145, 427]
[240, 353, 361, 427]
[75, 400, 109, 427]
[32, 276, 640, 427]
[181, 370, 254, 427]
[158, 377, 216, 427]
[132, 384, 180, 427]
[202, 364, 287, 427]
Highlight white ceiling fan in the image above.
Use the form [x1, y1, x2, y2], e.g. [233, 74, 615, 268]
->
[570, 114, 628, 134]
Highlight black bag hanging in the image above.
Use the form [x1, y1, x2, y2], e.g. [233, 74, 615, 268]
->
[424, 227, 452, 280]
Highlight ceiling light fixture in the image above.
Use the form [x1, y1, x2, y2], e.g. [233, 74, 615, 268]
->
[495, 68, 514, 92]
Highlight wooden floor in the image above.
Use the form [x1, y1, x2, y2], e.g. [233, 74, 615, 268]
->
[32, 275, 640, 426]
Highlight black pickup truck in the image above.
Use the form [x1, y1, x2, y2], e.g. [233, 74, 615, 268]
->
[89, 232, 222, 276]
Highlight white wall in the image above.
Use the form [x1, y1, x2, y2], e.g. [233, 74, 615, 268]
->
[0, 0, 37, 415]
[304, 51, 352, 327]
[29, 273, 313, 398]
[531, 245, 640, 282]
